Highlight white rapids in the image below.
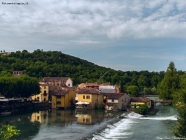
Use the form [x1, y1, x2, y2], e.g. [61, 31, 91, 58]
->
[91, 112, 177, 140]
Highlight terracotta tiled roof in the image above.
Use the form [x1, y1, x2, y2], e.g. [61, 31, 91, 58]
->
[51, 89, 69, 96]
[102, 93, 126, 99]
[39, 82, 48, 86]
[76, 88, 101, 94]
[41, 77, 70, 82]
[131, 97, 151, 102]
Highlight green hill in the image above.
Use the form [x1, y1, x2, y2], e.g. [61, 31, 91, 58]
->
[0, 49, 118, 85]
[1, 49, 181, 93]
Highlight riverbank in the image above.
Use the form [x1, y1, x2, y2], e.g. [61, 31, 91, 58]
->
[0, 101, 50, 116]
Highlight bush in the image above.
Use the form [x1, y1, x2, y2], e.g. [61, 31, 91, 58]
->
[0, 125, 20, 140]
[134, 104, 148, 115]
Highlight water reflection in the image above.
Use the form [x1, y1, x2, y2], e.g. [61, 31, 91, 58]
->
[75, 110, 105, 125]
[0, 109, 122, 140]
[31, 110, 48, 124]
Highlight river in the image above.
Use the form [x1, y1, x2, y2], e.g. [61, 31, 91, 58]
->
[0, 101, 177, 140]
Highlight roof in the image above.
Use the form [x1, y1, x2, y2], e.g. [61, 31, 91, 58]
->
[131, 97, 151, 102]
[99, 86, 116, 93]
[41, 77, 70, 82]
[103, 93, 126, 99]
[51, 89, 69, 96]
[76, 88, 101, 94]
[78, 83, 111, 88]
[39, 82, 49, 86]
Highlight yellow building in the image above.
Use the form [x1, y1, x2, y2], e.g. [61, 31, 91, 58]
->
[30, 110, 48, 124]
[31, 82, 49, 102]
[130, 97, 152, 108]
[76, 88, 103, 109]
[51, 89, 75, 109]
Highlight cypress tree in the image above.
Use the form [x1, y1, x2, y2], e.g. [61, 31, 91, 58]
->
[158, 61, 180, 100]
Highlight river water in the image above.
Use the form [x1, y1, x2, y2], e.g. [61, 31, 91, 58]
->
[0, 102, 177, 140]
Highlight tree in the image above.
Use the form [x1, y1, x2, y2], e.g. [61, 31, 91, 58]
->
[120, 80, 124, 93]
[172, 74, 186, 138]
[173, 104, 186, 138]
[127, 86, 139, 97]
[0, 75, 40, 98]
[151, 75, 160, 88]
[158, 62, 180, 100]
[137, 75, 148, 91]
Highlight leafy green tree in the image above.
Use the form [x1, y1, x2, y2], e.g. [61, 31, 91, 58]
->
[137, 75, 148, 91]
[144, 87, 152, 95]
[0, 125, 20, 140]
[151, 75, 160, 88]
[0, 75, 40, 98]
[120, 80, 124, 93]
[127, 86, 139, 97]
[172, 74, 186, 138]
[173, 104, 186, 138]
[158, 62, 180, 100]
[151, 87, 157, 95]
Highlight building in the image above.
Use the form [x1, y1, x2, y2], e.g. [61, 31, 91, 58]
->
[51, 89, 75, 109]
[130, 97, 152, 109]
[31, 82, 49, 102]
[77, 83, 99, 89]
[77, 83, 120, 93]
[41, 77, 73, 87]
[75, 88, 103, 109]
[103, 93, 131, 111]
[13, 71, 24, 76]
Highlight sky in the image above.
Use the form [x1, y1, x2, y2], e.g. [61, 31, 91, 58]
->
[1, 0, 186, 72]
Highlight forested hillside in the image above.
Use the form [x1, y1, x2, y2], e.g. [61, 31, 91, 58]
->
[0, 49, 185, 93]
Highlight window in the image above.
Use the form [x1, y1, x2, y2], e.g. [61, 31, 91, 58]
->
[86, 118, 90, 123]
[86, 96, 90, 99]
[83, 95, 85, 99]
[44, 86, 46, 89]
[44, 90, 46, 93]
[68, 84, 70, 86]
[57, 96, 61, 99]
[112, 99, 114, 102]
[57, 101, 61, 105]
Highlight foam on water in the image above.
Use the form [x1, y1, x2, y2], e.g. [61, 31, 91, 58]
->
[91, 112, 177, 140]
[139, 115, 177, 120]
[126, 112, 143, 118]
[126, 112, 177, 120]
[92, 119, 135, 140]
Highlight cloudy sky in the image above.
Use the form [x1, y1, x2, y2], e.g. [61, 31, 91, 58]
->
[1, 0, 186, 72]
